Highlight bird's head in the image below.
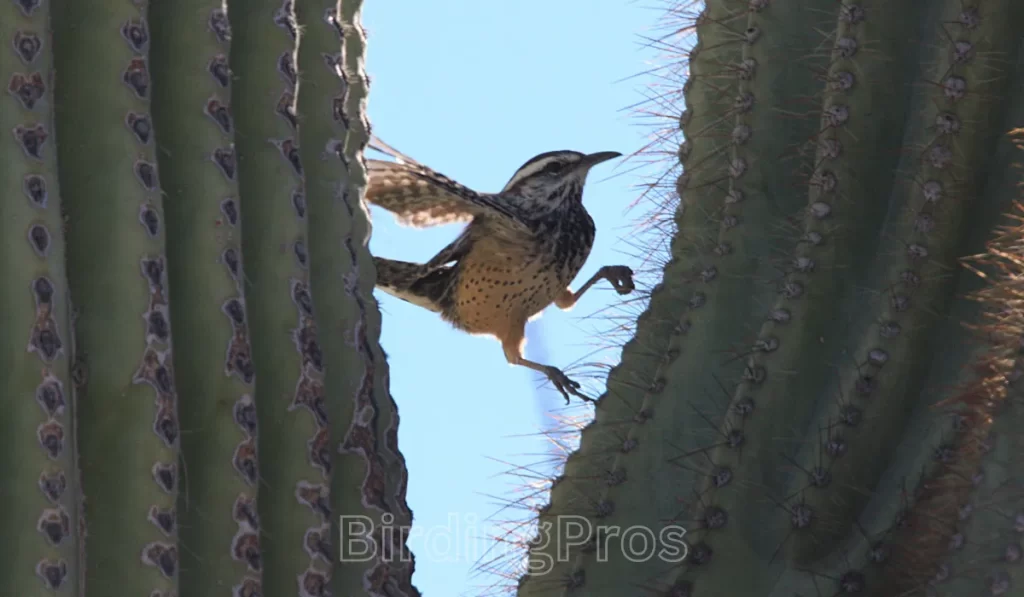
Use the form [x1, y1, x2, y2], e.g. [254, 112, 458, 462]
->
[500, 149, 621, 203]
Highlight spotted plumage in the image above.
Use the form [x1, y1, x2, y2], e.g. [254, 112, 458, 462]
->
[366, 137, 634, 403]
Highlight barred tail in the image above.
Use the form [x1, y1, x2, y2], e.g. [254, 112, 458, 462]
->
[373, 257, 451, 314]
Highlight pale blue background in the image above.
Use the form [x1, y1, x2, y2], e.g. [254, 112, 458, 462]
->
[362, 2, 673, 594]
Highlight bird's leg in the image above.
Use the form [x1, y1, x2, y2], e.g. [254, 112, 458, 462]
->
[555, 265, 636, 310]
[500, 327, 592, 404]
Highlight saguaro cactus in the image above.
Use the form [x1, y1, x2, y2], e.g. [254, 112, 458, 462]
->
[1, 0, 417, 596]
[515, 1, 1024, 596]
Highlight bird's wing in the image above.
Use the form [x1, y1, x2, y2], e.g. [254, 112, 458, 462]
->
[365, 137, 528, 230]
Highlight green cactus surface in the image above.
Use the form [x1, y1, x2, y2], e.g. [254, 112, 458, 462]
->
[0, 0, 417, 596]
[515, 1, 1024, 596]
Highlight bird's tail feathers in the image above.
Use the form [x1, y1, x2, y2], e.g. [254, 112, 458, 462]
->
[368, 135, 421, 167]
[373, 257, 450, 313]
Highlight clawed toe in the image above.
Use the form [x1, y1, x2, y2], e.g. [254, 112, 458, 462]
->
[545, 367, 593, 404]
[601, 265, 636, 295]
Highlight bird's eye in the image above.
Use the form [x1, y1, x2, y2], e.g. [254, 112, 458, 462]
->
[541, 162, 563, 175]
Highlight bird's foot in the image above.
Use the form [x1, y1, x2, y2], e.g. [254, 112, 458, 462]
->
[544, 366, 593, 405]
[600, 265, 636, 295]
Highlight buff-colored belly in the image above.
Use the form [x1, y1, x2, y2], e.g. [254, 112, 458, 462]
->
[450, 247, 564, 336]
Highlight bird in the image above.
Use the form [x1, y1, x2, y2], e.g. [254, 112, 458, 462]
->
[364, 137, 635, 404]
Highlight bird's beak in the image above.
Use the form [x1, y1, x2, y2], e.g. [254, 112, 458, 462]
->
[577, 151, 623, 171]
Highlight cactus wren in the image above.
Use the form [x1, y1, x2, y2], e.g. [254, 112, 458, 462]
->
[365, 138, 635, 404]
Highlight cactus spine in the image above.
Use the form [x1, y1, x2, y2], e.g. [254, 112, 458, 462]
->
[0, 0, 417, 596]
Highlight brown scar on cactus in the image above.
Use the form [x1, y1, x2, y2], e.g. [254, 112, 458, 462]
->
[133, 347, 175, 397]
[8, 71, 45, 109]
[339, 425, 389, 511]
[276, 90, 298, 128]
[37, 420, 64, 459]
[123, 57, 150, 98]
[308, 428, 331, 476]
[126, 112, 153, 143]
[290, 375, 328, 426]
[233, 493, 260, 530]
[295, 320, 323, 372]
[226, 335, 256, 384]
[206, 98, 233, 132]
[295, 481, 330, 520]
[37, 506, 71, 545]
[304, 525, 332, 562]
[299, 568, 329, 597]
[233, 578, 262, 597]
[231, 530, 261, 572]
[233, 438, 259, 486]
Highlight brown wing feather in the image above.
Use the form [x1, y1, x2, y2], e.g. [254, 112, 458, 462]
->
[366, 160, 480, 227]
[365, 136, 527, 229]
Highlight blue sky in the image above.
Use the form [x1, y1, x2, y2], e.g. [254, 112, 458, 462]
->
[361, 2, 674, 594]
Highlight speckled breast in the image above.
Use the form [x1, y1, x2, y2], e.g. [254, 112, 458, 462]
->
[449, 202, 595, 334]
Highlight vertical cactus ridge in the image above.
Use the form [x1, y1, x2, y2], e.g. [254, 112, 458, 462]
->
[227, 0, 332, 594]
[333, 5, 419, 585]
[292, 0, 418, 594]
[0, 0, 80, 593]
[518, 1, 1024, 596]
[50, 0, 180, 594]
[885, 122, 1024, 597]
[789, 0, 1021, 562]
[335, 3, 418, 587]
[147, 0, 262, 594]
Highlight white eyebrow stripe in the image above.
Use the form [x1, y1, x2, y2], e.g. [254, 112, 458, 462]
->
[500, 156, 565, 193]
